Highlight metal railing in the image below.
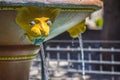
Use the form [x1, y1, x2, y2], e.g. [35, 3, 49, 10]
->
[30, 39, 120, 80]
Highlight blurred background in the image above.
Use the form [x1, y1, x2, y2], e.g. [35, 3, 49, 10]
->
[30, 31, 120, 80]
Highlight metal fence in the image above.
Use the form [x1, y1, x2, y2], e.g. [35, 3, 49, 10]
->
[30, 39, 120, 80]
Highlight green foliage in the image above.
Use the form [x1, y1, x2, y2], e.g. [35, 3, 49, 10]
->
[95, 18, 103, 27]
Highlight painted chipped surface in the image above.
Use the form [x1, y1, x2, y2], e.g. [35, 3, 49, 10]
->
[0, 0, 103, 45]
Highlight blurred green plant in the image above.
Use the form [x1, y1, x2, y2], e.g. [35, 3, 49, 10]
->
[95, 18, 103, 27]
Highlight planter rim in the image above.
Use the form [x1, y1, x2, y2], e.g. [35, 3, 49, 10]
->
[0, 0, 103, 10]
